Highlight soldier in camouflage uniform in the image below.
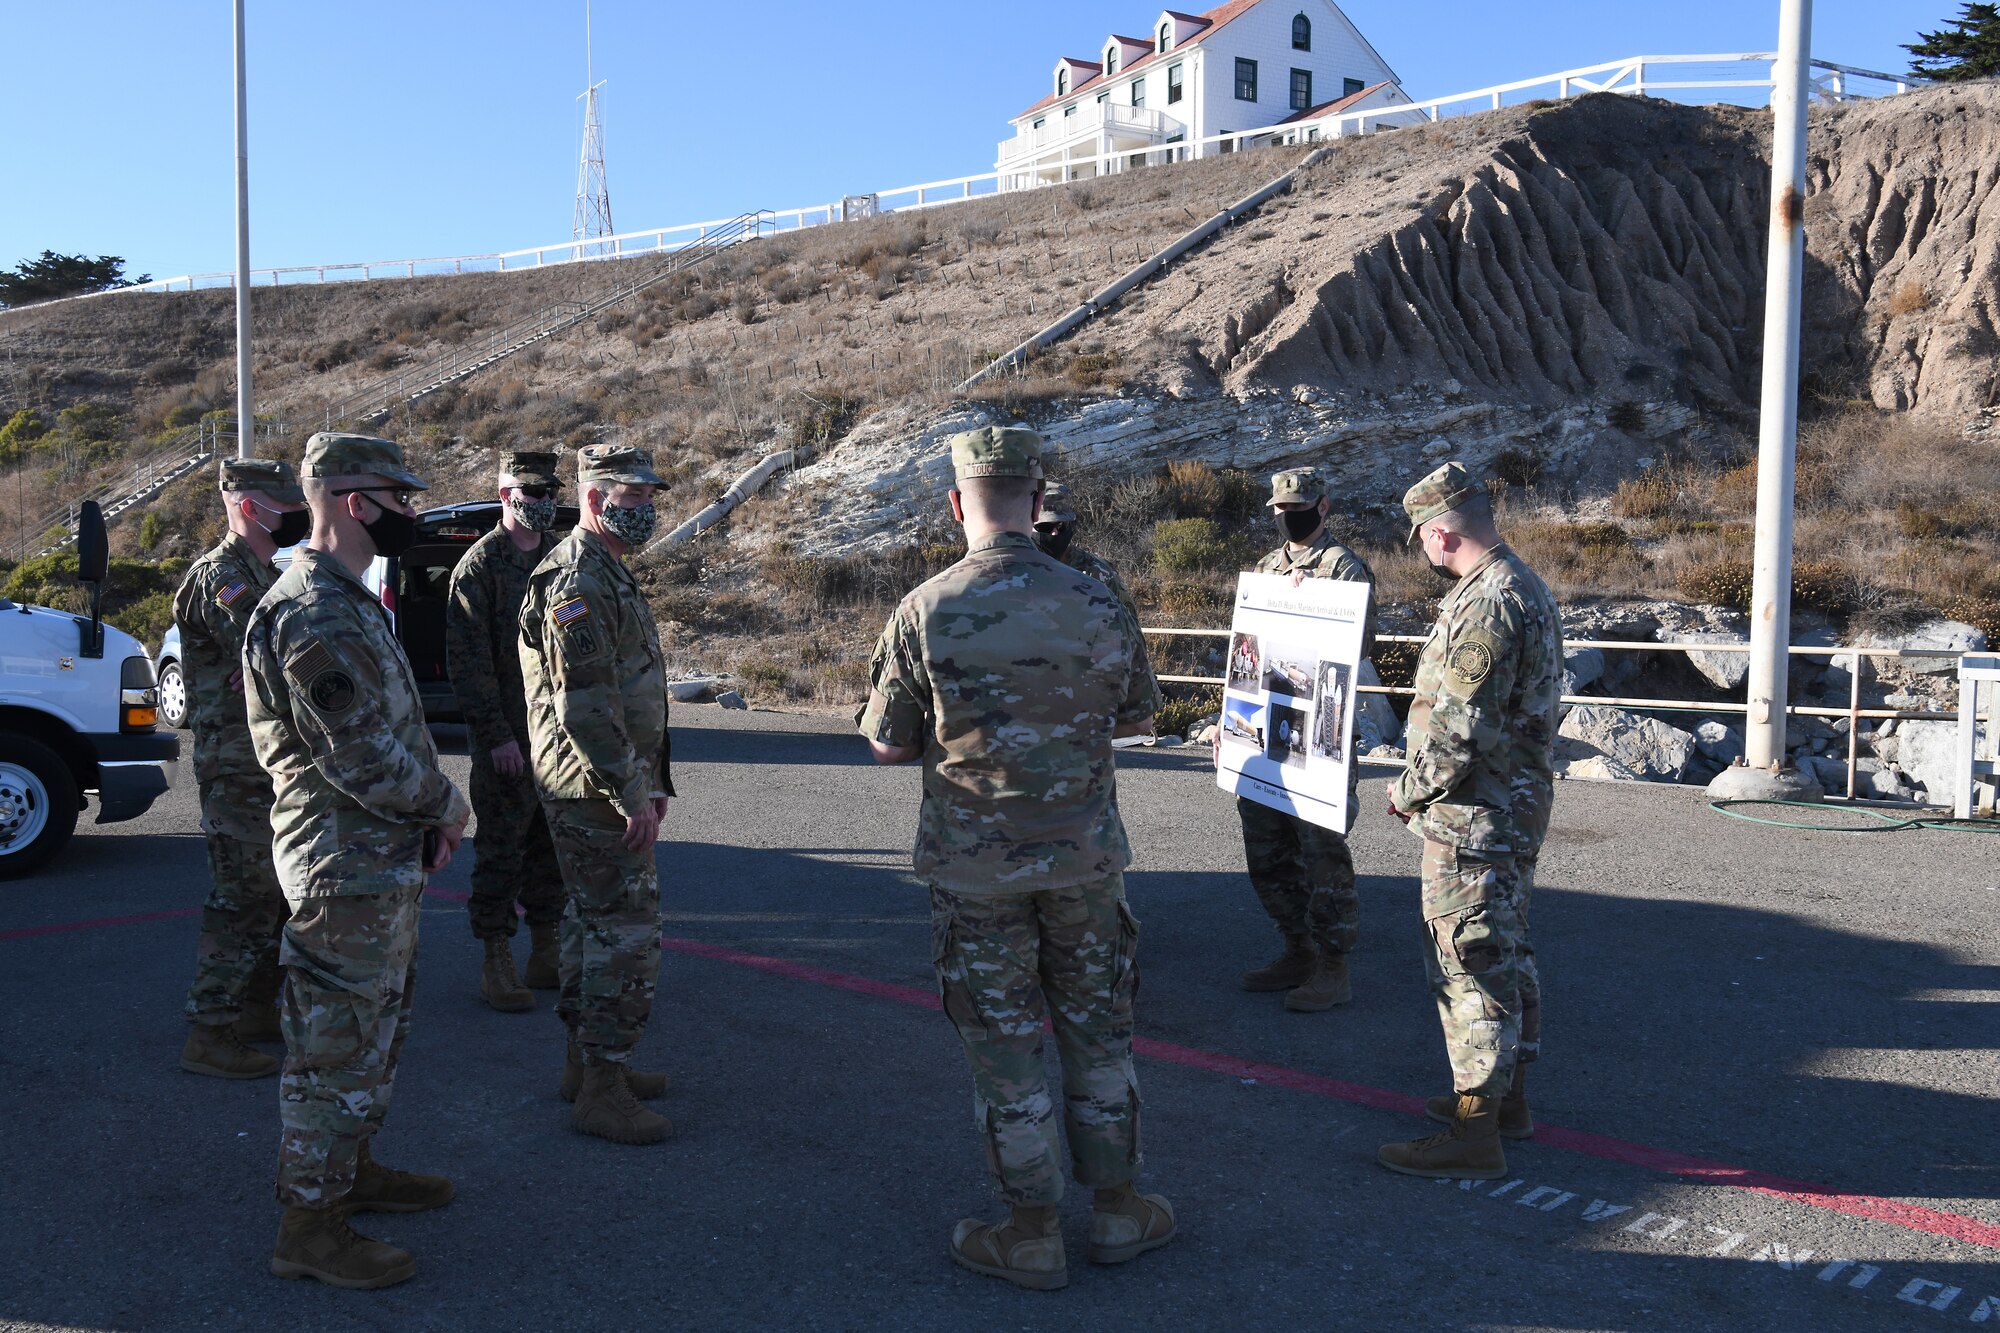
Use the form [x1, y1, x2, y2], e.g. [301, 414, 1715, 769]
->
[860, 426, 1175, 1292]
[445, 450, 567, 1012]
[175, 459, 308, 1080]
[1378, 461, 1561, 1181]
[1234, 467, 1378, 1012]
[519, 443, 675, 1145]
[1034, 481, 1158, 712]
[243, 433, 471, 1289]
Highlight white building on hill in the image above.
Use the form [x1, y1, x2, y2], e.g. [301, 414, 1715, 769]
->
[998, 0, 1424, 188]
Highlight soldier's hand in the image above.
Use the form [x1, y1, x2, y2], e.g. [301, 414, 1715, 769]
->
[622, 804, 662, 851]
[491, 739, 525, 777]
[1288, 571, 1308, 588]
[1386, 783, 1411, 825]
[651, 795, 670, 822]
[426, 819, 466, 872]
[229, 667, 245, 695]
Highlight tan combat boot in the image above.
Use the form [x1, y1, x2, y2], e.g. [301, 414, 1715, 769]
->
[270, 1206, 415, 1289]
[950, 1204, 1067, 1290]
[1378, 1093, 1507, 1179]
[559, 1038, 670, 1102]
[180, 1023, 279, 1079]
[1283, 952, 1352, 1012]
[233, 1004, 282, 1045]
[479, 937, 534, 1012]
[571, 1062, 673, 1144]
[522, 920, 560, 989]
[1426, 1064, 1532, 1139]
[1088, 1183, 1177, 1264]
[347, 1138, 455, 1213]
[1241, 934, 1316, 992]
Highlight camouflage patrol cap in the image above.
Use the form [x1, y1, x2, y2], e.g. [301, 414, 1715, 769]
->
[577, 443, 665, 486]
[949, 426, 1045, 481]
[1266, 467, 1326, 508]
[501, 450, 561, 487]
[217, 457, 304, 503]
[301, 432, 428, 491]
[1035, 481, 1077, 524]
[1402, 460, 1485, 543]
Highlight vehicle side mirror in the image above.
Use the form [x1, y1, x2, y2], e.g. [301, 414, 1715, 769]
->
[77, 501, 109, 584]
[75, 500, 107, 658]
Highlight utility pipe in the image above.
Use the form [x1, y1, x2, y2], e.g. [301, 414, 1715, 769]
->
[647, 448, 800, 552]
[232, 0, 254, 460]
[1741, 0, 1813, 774]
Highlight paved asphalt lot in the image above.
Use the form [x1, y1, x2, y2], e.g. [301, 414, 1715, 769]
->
[2, 708, 1995, 1332]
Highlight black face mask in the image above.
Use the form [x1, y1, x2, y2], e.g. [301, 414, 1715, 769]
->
[252, 502, 310, 549]
[1430, 561, 1456, 582]
[1034, 524, 1074, 560]
[1280, 509, 1322, 543]
[359, 498, 419, 558]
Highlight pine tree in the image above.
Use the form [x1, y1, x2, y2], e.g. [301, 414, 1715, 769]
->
[1906, 3, 2000, 81]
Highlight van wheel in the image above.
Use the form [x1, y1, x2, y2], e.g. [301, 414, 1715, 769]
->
[0, 736, 80, 879]
[158, 660, 189, 730]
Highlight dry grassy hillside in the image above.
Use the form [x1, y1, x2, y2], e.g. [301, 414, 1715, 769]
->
[2, 83, 1995, 722]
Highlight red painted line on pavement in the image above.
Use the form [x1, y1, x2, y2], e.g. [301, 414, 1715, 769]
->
[657, 933, 2000, 1253]
[13, 900, 1995, 1250]
[0, 907, 199, 941]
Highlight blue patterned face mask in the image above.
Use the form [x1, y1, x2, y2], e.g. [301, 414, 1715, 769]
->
[508, 493, 558, 531]
[600, 499, 657, 547]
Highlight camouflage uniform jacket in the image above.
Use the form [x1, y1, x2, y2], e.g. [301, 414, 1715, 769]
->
[243, 546, 471, 898]
[1253, 528, 1378, 659]
[172, 532, 278, 788]
[1393, 543, 1562, 863]
[518, 528, 674, 817]
[445, 523, 556, 756]
[1063, 543, 1157, 702]
[859, 530, 1157, 895]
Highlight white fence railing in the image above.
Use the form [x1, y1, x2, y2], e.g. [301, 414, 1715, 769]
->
[28, 53, 1917, 308]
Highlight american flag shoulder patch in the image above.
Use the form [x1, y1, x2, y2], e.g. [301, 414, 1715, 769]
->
[217, 579, 249, 606]
[553, 597, 591, 626]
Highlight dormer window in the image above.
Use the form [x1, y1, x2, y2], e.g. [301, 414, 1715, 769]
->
[1105, 46, 1119, 75]
[1058, 69, 1069, 95]
[1293, 14, 1311, 50]
[1158, 21, 1171, 52]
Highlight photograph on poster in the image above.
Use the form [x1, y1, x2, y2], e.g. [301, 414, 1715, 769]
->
[1311, 662, 1351, 763]
[1226, 632, 1261, 689]
[1222, 696, 1267, 749]
[1261, 645, 1316, 701]
[1267, 703, 1310, 770]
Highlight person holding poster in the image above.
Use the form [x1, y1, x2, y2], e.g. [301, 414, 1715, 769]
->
[1378, 462, 1561, 1181]
[859, 426, 1174, 1291]
[1231, 468, 1377, 1013]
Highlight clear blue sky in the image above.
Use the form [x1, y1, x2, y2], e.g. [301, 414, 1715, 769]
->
[0, 1, 1937, 281]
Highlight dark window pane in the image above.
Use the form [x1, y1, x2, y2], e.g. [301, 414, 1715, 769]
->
[1291, 68, 1312, 111]
[1344, 77, 1366, 98]
[1293, 14, 1311, 50]
[1168, 62, 1183, 104]
[1236, 57, 1258, 101]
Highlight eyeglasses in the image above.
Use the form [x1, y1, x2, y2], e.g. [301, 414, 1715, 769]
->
[514, 485, 555, 500]
[333, 485, 418, 509]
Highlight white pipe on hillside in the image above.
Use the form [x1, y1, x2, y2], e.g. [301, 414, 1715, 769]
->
[958, 146, 1335, 390]
[1742, 0, 1813, 773]
[647, 448, 800, 552]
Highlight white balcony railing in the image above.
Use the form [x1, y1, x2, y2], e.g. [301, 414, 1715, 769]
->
[999, 102, 1179, 163]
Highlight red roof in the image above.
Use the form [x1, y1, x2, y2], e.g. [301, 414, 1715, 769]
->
[1015, 0, 1263, 119]
[1276, 80, 1391, 124]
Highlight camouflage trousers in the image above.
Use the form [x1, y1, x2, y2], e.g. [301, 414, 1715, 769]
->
[183, 830, 285, 1025]
[1236, 797, 1359, 955]
[930, 873, 1142, 1208]
[546, 799, 660, 1066]
[466, 753, 564, 940]
[276, 882, 421, 1210]
[1421, 840, 1541, 1098]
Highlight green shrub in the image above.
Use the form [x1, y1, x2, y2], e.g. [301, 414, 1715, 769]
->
[1151, 518, 1234, 575]
[1676, 557, 1755, 609]
[1152, 579, 1229, 622]
[109, 590, 176, 651]
[1153, 688, 1221, 740]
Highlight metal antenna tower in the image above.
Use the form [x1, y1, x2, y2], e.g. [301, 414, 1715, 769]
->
[571, 0, 613, 257]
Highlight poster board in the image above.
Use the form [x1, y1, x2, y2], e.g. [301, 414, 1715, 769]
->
[1215, 573, 1369, 832]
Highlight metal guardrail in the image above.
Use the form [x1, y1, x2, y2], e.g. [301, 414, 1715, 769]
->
[1142, 628, 1977, 803]
[17, 55, 1917, 308]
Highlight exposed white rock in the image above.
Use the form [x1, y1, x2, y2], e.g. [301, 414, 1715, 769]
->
[1557, 705, 1697, 782]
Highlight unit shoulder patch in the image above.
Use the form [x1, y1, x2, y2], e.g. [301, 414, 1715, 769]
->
[286, 639, 359, 720]
[1448, 638, 1495, 689]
